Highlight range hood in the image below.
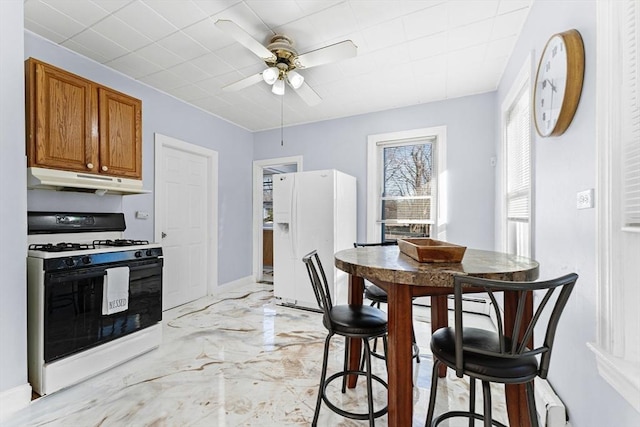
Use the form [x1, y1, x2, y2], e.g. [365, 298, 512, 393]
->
[27, 167, 149, 195]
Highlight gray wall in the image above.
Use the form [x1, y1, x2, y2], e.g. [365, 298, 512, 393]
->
[253, 92, 497, 250]
[497, 0, 640, 426]
[0, 0, 28, 396]
[24, 32, 255, 286]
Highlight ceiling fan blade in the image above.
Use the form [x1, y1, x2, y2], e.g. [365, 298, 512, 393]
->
[294, 81, 322, 106]
[222, 73, 264, 92]
[295, 40, 357, 69]
[215, 20, 276, 61]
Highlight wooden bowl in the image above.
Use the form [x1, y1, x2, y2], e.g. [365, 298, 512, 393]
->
[397, 238, 466, 263]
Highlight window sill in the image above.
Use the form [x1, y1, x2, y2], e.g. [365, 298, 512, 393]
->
[587, 342, 640, 412]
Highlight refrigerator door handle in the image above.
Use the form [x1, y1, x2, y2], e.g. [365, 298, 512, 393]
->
[291, 178, 297, 259]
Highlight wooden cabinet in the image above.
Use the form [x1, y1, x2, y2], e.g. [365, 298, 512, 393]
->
[263, 229, 273, 267]
[25, 58, 142, 179]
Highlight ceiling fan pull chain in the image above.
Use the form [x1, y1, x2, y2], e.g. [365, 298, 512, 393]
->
[281, 96, 284, 147]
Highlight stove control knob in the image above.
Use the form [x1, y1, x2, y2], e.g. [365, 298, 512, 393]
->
[82, 256, 91, 264]
[145, 249, 153, 256]
[65, 258, 75, 267]
[135, 251, 142, 258]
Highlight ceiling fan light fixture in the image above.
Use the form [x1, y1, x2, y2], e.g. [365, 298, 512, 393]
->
[262, 66, 279, 85]
[272, 78, 285, 95]
[287, 70, 304, 89]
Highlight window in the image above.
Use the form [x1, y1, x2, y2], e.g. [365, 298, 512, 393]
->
[501, 55, 533, 257]
[367, 127, 446, 242]
[589, 0, 640, 411]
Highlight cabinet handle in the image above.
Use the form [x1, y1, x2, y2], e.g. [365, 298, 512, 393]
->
[86, 163, 94, 169]
[102, 166, 108, 172]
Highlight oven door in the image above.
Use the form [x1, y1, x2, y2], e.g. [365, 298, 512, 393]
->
[43, 258, 163, 363]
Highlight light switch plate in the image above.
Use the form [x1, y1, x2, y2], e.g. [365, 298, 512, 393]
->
[577, 189, 594, 209]
[135, 211, 149, 219]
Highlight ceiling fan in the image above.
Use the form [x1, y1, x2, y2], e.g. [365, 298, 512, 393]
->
[214, 20, 357, 106]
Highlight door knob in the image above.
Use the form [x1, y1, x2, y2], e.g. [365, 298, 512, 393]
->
[86, 163, 94, 169]
[102, 165, 108, 172]
[161, 232, 167, 238]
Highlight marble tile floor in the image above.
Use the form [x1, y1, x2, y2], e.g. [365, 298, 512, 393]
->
[5, 282, 508, 426]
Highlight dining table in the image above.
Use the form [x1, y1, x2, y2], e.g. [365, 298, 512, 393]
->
[334, 245, 540, 427]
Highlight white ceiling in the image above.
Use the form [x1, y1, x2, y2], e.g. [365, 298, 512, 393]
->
[24, 0, 532, 132]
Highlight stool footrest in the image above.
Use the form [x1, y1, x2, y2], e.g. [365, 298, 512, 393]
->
[322, 370, 388, 420]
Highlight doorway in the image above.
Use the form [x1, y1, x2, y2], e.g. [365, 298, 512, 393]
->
[253, 156, 302, 283]
[154, 133, 218, 310]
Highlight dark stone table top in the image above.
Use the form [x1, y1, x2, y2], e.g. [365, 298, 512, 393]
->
[335, 246, 539, 288]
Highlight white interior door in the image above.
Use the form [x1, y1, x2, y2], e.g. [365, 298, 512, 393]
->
[155, 134, 218, 311]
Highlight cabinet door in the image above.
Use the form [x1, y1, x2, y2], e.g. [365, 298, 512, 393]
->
[27, 59, 98, 173]
[98, 87, 142, 179]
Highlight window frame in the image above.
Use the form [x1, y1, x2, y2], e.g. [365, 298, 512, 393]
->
[367, 126, 447, 243]
[499, 54, 535, 257]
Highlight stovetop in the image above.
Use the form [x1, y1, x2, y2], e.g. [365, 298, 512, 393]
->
[29, 239, 151, 253]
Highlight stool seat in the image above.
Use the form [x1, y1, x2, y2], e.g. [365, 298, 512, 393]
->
[364, 284, 387, 302]
[327, 305, 388, 336]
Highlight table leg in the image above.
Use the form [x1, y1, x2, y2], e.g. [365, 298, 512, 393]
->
[504, 290, 534, 427]
[346, 274, 364, 388]
[386, 283, 414, 427]
[430, 295, 449, 377]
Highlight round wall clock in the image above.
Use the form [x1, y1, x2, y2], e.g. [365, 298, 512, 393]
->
[533, 29, 585, 137]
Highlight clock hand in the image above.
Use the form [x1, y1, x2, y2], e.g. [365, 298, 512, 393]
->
[545, 78, 557, 92]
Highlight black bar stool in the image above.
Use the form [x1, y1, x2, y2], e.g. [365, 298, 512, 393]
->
[303, 250, 388, 426]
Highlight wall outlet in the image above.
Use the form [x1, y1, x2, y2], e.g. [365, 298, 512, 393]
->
[576, 189, 594, 209]
[135, 211, 149, 219]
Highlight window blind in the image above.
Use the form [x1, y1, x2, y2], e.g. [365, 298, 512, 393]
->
[506, 85, 531, 220]
[622, 1, 640, 228]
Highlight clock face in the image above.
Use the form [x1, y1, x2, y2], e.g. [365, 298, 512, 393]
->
[534, 35, 569, 137]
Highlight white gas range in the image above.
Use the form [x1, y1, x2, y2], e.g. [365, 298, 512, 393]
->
[27, 212, 163, 395]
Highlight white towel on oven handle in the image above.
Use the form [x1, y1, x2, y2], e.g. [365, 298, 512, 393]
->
[102, 266, 130, 315]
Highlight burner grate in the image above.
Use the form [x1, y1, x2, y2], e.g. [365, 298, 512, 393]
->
[93, 239, 150, 247]
[29, 243, 96, 252]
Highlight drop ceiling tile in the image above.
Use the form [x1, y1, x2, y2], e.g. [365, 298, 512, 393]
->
[407, 32, 448, 61]
[367, 43, 412, 69]
[190, 95, 233, 112]
[307, 1, 358, 41]
[60, 38, 112, 63]
[139, 69, 186, 90]
[191, 52, 234, 77]
[295, 0, 343, 15]
[361, 18, 406, 51]
[168, 61, 212, 82]
[447, 44, 486, 69]
[348, 0, 406, 29]
[491, 8, 529, 40]
[401, 0, 448, 15]
[214, 43, 263, 69]
[210, 1, 272, 42]
[191, 0, 242, 17]
[411, 53, 447, 77]
[114, 1, 178, 41]
[92, 16, 153, 51]
[157, 31, 209, 60]
[67, 28, 129, 61]
[182, 18, 235, 52]
[141, 0, 209, 29]
[24, 0, 86, 39]
[135, 43, 184, 69]
[42, 0, 111, 26]
[89, 0, 131, 14]
[105, 52, 162, 78]
[402, 2, 448, 40]
[24, 18, 67, 43]
[166, 83, 208, 101]
[497, 0, 532, 15]
[447, 19, 493, 51]
[245, 0, 306, 28]
[447, 0, 499, 29]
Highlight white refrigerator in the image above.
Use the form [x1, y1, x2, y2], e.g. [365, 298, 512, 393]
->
[273, 169, 356, 310]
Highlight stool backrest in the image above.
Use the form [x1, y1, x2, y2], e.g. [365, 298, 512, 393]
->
[353, 240, 398, 248]
[452, 273, 578, 379]
[302, 250, 333, 318]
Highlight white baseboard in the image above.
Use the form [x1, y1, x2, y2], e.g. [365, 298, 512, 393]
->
[0, 383, 32, 421]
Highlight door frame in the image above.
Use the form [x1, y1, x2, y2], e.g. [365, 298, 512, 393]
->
[154, 133, 218, 297]
[252, 156, 303, 282]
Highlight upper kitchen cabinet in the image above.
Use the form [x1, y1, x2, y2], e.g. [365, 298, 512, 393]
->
[25, 58, 142, 180]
